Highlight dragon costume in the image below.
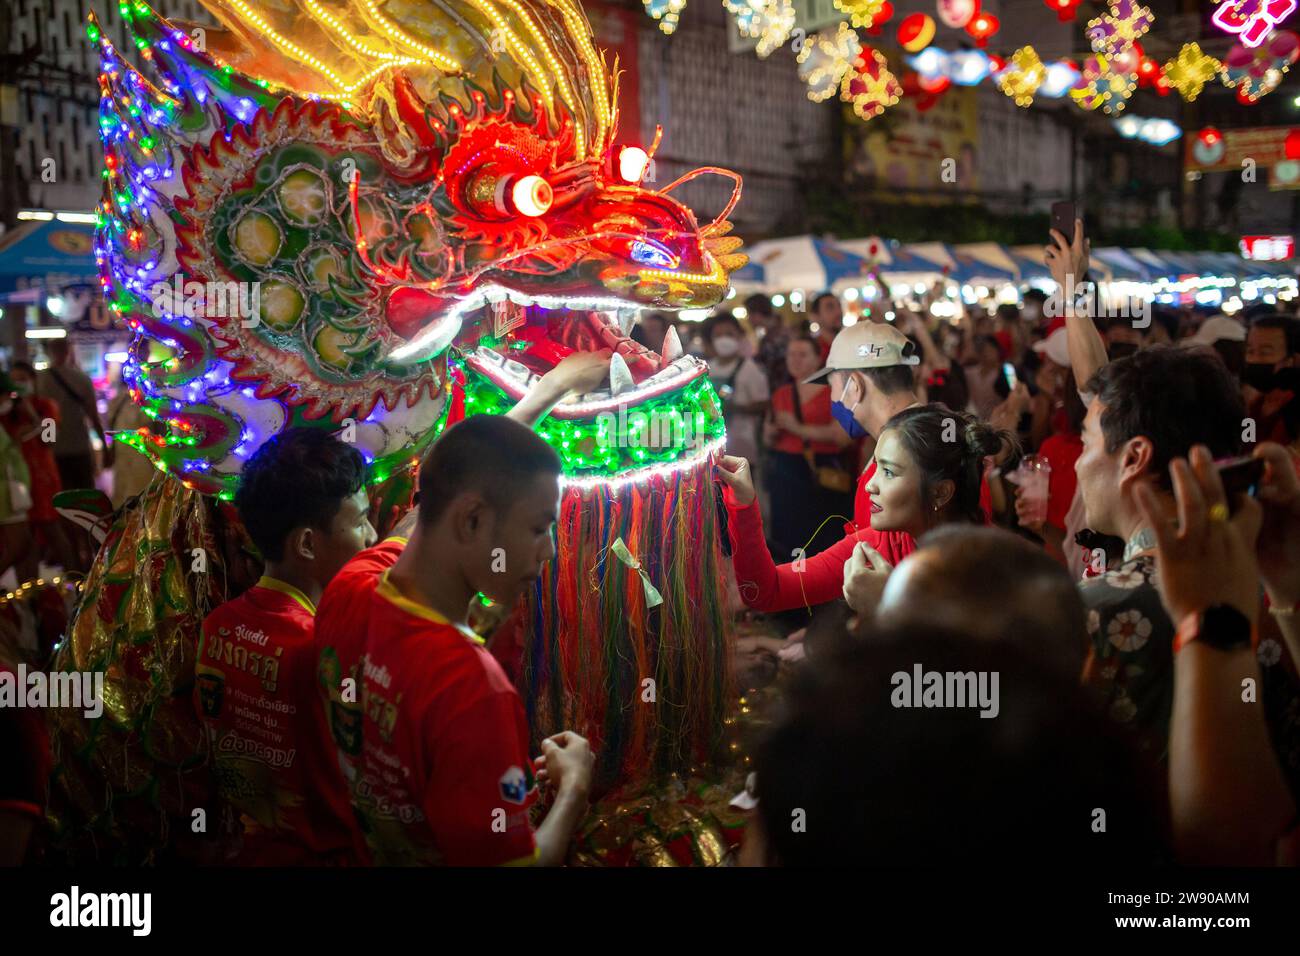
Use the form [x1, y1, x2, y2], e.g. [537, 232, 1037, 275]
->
[49, 0, 748, 861]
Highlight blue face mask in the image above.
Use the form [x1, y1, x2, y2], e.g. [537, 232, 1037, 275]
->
[831, 380, 869, 440]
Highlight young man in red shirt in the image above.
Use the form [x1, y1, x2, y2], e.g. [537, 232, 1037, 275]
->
[195, 428, 376, 864]
[313, 353, 611, 858]
[352, 415, 593, 866]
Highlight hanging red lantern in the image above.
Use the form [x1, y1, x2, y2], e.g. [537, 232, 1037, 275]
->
[988, 53, 1007, 72]
[1137, 55, 1159, 86]
[936, 0, 979, 29]
[898, 13, 937, 52]
[1044, 0, 1080, 21]
[1198, 126, 1222, 147]
[1286, 129, 1300, 160]
[1153, 72, 1171, 96]
[966, 11, 999, 47]
[917, 72, 952, 94]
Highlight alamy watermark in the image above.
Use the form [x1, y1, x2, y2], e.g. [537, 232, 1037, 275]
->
[593, 404, 711, 453]
[891, 663, 1000, 718]
[149, 273, 261, 327]
[1045, 273, 1151, 328]
[0, 665, 104, 718]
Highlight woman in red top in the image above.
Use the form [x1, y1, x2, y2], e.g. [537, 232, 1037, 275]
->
[764, 336, 856, 560]
[717, 405, 1014, 614]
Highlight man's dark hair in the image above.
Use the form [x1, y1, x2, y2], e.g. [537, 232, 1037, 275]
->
[418, 415, 561, 527]
[744, 294, 774, 319]
[707, 313, 742, 341]
[900, 525, 1088, 675]
[1250, 313, 1300, 356]
[1142, 306, 1180, 342]
[811, 292, 838, 315]
[755, 625, 1163, 866]
[235, 428, 368, 562]
[995, 303, 1019, 324]
[788, 333, 820, 354]
[859, 363, 916, 396]
[1084, 345, 1244, 477]
[1212, 339, 1246, 380]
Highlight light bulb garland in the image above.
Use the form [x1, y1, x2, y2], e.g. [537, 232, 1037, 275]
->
[1163, 42, 1223, 101]
[833, 0, 892, 29]
[724, 0, 797, 58]
[843, 46, 902, 120]
[643, 0, 687, 34]
[997, 46, 1047, 106]
[797, 22, 862, 103]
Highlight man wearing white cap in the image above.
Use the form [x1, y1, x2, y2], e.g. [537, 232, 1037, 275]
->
[716, 322, 937, 615]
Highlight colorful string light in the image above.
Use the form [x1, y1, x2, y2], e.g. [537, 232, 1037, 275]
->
[997, 46, 1047, 106]
[797, 22, 862, 102]
[1163, 42, 1223, 101]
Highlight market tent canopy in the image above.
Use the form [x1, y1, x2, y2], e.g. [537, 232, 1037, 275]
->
[836, 236, 947, 278]
[740, 236, 870, 292]
[1128, 248, 1181, 280]
[832, 238, 946, 278]
[1090, 247, 1152, 281]
[906, 242, 1016, 283]
[0, 220, 97, 291]
[1155, 250, 1205, 276]
[958, 242, 1051, 282]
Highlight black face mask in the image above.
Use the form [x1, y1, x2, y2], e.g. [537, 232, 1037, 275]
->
[1243, 362, 1278, 392]
[1108, 342, 1139, 361]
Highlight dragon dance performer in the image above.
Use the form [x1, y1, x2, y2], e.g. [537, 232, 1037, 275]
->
[50, 0, 748, 862]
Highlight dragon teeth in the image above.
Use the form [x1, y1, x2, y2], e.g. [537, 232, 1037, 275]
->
[608, 352, 635, 397]
[660, 325, 684, 363]
[616, 309, 636, 337]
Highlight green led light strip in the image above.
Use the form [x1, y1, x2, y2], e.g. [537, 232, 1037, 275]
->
[462, 367, 727, 477]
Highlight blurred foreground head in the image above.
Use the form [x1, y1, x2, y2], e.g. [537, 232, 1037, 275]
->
[877, 525, 1087, 676]
[751, 624, 1163, 866]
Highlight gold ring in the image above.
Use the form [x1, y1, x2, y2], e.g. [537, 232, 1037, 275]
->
[1208, 503, 1229, 523]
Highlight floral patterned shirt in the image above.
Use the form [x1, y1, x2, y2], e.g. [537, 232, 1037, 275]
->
[1079, 556, 1173, 762]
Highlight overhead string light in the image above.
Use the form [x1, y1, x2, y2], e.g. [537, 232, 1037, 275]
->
[643, 0, 687, 34]
[725, 0, 797, 57]
[997, 46, 1047, 106]
[1163, 42, 1223, 101]
[797, 22, 862, 102]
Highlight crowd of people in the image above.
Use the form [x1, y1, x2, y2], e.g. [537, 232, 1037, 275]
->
[4, 219, 1300, 867]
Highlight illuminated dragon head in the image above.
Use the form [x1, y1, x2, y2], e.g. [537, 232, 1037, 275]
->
[93, 0, 745, 495]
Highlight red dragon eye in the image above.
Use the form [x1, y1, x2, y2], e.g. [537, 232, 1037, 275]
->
[512, 175, 552, 217]
[464, 167, 552, 219]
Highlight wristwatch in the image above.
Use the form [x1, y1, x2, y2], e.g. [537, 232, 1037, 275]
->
[1174, 605, 1254, 654]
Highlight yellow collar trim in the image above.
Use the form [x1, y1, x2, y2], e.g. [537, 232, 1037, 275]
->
[375, 571, 484, 645]
[256, 576, 317, 616]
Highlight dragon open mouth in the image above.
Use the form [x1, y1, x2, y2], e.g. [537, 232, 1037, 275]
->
[389, 283, 708, 418]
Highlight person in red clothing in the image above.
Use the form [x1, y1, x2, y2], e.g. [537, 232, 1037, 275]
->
[764, 335, 856, 559]
[352, 415, 593, 866]
[0, 662, 52, 865]
[4, 362, 68, 579]
[1014, 329, 1088, 569]
[313, 351, 612, 838]
[716, 321, 924, 615]
[195, 428, 377, 864]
